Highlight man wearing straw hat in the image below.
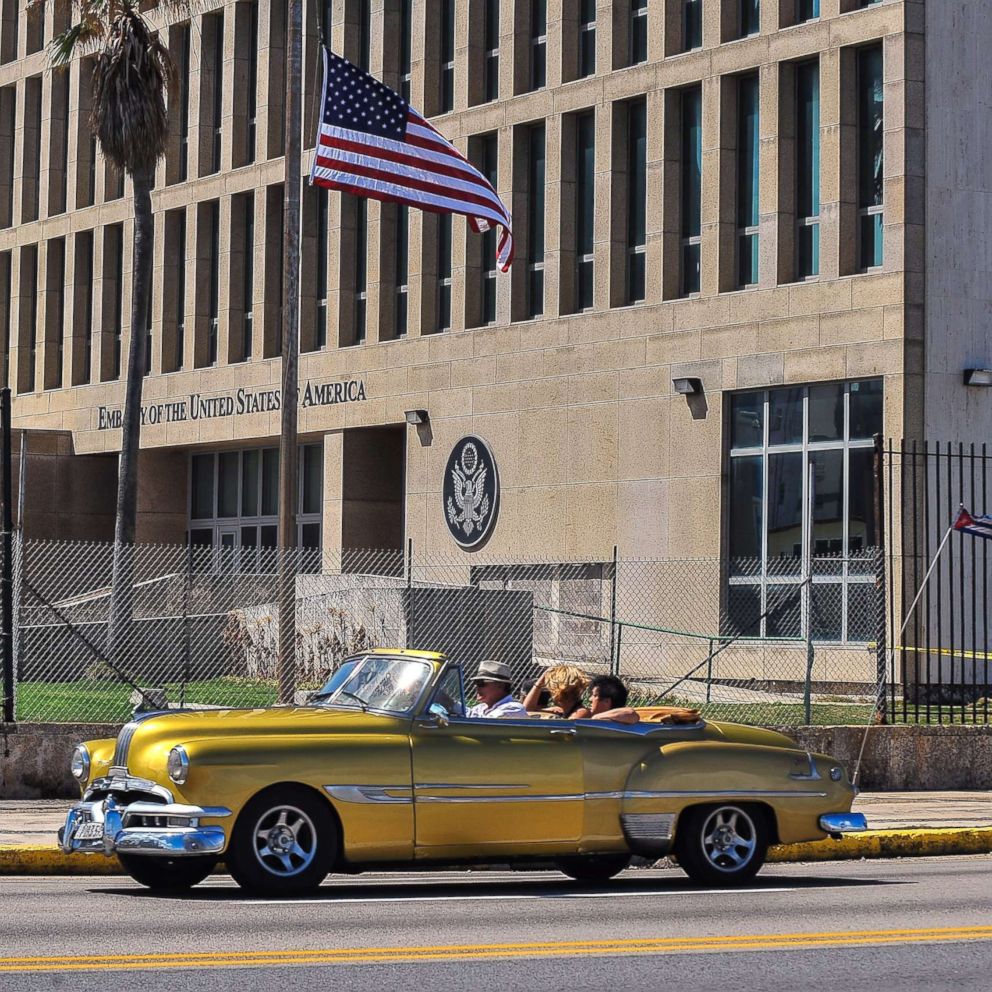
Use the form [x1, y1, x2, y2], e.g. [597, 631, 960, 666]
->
[467, 660, 529, 719]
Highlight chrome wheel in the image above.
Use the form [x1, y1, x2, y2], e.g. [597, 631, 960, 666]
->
[251, 805, 318, 878]
[699, 806, 758, 873]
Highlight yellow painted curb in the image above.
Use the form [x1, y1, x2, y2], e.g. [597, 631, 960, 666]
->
[0, 846, 126, 875]
[769, 827, 992, 862]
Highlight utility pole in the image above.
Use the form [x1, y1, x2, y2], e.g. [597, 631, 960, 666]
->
[276, 0, 303, 703]
[2, 388, 14, 724]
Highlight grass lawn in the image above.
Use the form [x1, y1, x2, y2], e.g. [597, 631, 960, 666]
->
[15, 678, 278, 723]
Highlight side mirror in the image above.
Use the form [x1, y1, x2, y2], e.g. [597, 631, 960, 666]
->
[428, 702, 450, 728]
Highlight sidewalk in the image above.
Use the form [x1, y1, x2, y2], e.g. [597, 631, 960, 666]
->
[2, 793, 991, 873]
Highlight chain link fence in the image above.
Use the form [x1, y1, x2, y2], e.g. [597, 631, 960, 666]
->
[3, 537, 887, 727]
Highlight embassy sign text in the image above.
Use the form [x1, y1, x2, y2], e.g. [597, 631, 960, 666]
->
[97, 379, 367, 431]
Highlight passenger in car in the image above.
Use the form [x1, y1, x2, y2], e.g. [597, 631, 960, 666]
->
[522, 665, 591, 719]
[466, 660, 530, 719]
[586, 674, 639, 725]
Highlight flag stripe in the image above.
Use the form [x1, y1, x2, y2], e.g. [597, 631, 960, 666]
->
[309, 47, 513, 271]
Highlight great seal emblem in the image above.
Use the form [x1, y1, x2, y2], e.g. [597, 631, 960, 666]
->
[443, 435, 500, 549]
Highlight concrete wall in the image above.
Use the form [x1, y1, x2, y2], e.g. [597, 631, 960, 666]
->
[923, 0, 992, 442]
[3, 721, 992, 799]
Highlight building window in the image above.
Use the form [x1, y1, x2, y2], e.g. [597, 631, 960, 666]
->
[796, 60, 820, 279]
[797, 0, 819, 21]
[188, 444, 323, 560]
[18, 245, 38, 393]
[201, 13, 224, 175]
[142, 220, 153, 377]
[355, 200, 367, 343]
[726, 379, 883, 642]
[395, 206, 409, 338]
[440, 0, 455, 113]
[737, 74, 759, 288]
[579, 0, 596, 78]
[575, 111, 595, 311]
[174, 211, 187, 369]
[681, 86, 702, 297]
[177, 26, 191, 179]
[72, 232, 93, 386]
[437, 213, 452, 331]
[531, 0, 547, 90]
[0, 251, 10, 388]
[527, 123, 546, 318]
[684, 0, 702, 51]
[358, 0, 371, 71]
[1, 0, 18, 65]
[630, 0, 648, 65]
[245, 1, 258, 165]
[399, 0, 412, 101]
[740, 0, 759, 37]
[857, 45, 884, 271]
[0, 85, 14, 228]
[50, 69, 69, 215]
[208, 201, 220, 365]
[315, 187, 328, 349]
[627, 99, 647, 304]
[22, 76, 41, 223]
[479, 133, 498, 324]
[240, 194, 255, 360]
[484, 0, 499, 101]
[105, 224, 124, 381]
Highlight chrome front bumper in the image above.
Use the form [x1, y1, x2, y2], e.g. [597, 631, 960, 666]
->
[820, 812, 868, 837]
[60, 796, 232, 858]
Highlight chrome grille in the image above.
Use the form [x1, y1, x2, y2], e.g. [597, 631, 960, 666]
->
[622, 813, 675, 843]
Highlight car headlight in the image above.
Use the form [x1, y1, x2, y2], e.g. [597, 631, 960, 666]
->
[167, 746, 190, 786]
[70, 745, 90, 782]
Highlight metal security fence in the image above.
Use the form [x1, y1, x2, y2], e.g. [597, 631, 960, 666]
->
[5, 538, 888, 727]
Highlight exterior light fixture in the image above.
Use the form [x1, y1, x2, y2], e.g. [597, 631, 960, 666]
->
[963, 368, 992, 387]
[405, 409, 429, 425]
[672, 377, 703, 396]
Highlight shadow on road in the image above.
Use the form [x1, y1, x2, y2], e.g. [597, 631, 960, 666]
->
[90, 871, 905, 902]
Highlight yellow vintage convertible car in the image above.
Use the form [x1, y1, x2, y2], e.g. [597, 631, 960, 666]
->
[60, 648, 866, 894]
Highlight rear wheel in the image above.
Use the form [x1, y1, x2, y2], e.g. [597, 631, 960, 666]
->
[674, 804, 769, 886]
[118, 854, 217, 891]
[226, 786, 337, 896]
[556, 854, 631, 883]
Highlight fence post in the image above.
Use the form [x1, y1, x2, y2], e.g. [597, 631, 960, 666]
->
[404, 537, 413, 650]
[803, 461, 815, 725]
[706, 639, 713, 703]
[1, 388, 13, 725]
[181, 545, 193, 708]
[608, 546, 618, 672]
[612, 623, 623, 678]
[872, 433, 888, 723]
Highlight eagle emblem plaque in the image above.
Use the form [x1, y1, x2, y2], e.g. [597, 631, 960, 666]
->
[443, 435, 500, 549]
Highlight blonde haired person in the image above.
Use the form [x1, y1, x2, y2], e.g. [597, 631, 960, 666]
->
[523, 664, 591, 719]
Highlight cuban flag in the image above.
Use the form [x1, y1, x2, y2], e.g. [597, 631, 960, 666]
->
[953, 506, 992, 540]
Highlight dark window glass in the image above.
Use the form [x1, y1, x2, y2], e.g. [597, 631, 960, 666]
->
[848, 447, 876, 555]
[768, 387, 804, 445]
[737, 74, 759, 287]
[399, 0, 412, 101]
[740, 0, 759, 37]
[261, 448, 279, 516]
[730, 392, 764, 447]
[576, 111, 595, 310]
[260, 524, 278, 549]
[484, 0, 499, 101]
[810, 449, 844, 555]
[241, 448, 260, 516]
[767, 451, 804, 567]
[208, 201, 220, 365]
[355, 199, 367, 343]
[302, 444, 322, 514]
[189, 528, 213, 547]
[246, 2, 258, 162]
[630, 0, 648, 65]
[627, 100, 646, 304]
[531, 0, 547, 89]
[191, 454, 215, 519]
[438, 212, 452, 331]
[849, 378, 883, 439]
[808, 382, 844, 442]
[684, 0, 702, 51]
[242, 195, 254, 359]
[441, 0, 455, 112]
[316, 186, 327, 349]
[218, 451, 240, 518]
[726, 584, 762, 637]
[301, 522, 321, 551]
[796, 60, 820, 279]
[681, 87, 702, 296]
[241, 526, 258, 549]
[527, 123, 545, 318]
[857, 45, 884, 269]
[797, 0, 820, 21]
[729, 456, 763, 562]
[395, 205, 408, 337]
[480, 134, 498, 323]
[579, 0, 596, 78]
[765, 585, 801, 637]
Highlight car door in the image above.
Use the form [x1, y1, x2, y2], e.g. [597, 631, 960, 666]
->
[410, 666, 585, 857]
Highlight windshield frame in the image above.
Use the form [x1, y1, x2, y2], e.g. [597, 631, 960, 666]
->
[310, 654, 439, 716]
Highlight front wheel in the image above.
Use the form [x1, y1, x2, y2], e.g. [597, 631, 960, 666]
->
[118, 854, 217, 891]
[674, 804, 769, 886]
[226, 786, 338, 896]
[556, 854, 631, 883]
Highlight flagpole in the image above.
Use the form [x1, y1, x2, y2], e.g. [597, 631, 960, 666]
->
[277, 0, 304, 704]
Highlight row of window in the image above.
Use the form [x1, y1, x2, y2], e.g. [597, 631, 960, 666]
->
[0, 45, 885, 389]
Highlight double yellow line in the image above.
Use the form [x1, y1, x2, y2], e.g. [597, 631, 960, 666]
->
[3, 926, 992, 972]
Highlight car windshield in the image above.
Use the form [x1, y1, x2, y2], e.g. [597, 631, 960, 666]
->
[310, 656, 433, 714]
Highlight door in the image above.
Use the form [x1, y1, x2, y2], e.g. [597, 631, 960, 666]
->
[411, 667, 585, 856]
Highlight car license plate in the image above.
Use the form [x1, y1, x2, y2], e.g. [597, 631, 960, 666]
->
[74, 821, 103, 840]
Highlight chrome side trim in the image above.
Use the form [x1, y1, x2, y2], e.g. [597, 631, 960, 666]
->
[623, 789, 828, 799]
[324, 785, 413, 805]
[414, 783, 529, 791]
[416, 793, 586, 804]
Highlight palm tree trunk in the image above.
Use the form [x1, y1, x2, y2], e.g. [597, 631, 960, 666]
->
[109, 167, 154, 673]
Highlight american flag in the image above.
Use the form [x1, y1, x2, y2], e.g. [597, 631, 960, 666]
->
[953, 505, 992, 540]
[309, 48, 513, 271]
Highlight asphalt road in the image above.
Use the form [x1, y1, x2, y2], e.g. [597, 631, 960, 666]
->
[3, 857, 991, 991]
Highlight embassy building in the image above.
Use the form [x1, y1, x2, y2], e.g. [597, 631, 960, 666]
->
[0, 0, 990, 645]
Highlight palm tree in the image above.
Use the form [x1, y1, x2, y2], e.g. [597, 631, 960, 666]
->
[48, 0, 174, 666]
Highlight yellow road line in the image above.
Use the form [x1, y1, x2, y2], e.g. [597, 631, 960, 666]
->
[4, 926, 992, 972]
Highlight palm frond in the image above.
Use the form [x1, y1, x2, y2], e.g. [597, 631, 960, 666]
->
[90, 4, 174, 175]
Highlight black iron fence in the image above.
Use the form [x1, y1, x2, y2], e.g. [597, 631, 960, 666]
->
[885, 440, 992, 722]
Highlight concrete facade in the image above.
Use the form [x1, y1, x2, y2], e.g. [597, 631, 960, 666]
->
[0, 0, 984, 564]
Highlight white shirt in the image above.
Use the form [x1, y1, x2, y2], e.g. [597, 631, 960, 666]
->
[467, 694, 529, 719]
